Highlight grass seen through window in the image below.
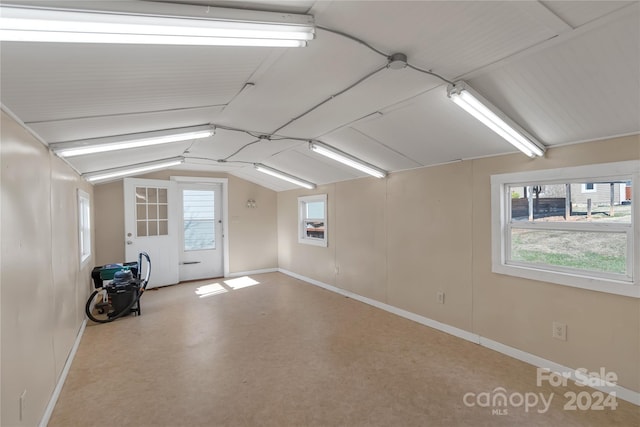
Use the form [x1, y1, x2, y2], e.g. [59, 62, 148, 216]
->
[511, 229, 627, 275]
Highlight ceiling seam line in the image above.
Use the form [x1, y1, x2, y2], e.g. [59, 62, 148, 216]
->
[535, 0, 575, 30]
[23, 104, 228, 124]
[456, 2, 638, 82]
[317, 25, 454, 85]
[348, 127, 424, 168]
[270, 63, 388, 135]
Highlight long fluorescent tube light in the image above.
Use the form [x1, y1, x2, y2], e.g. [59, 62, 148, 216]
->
[83, 157, 184, 183]
[309, 142, 387, 178]
[447, 81, 545, 158]
[254, 164, 316, 189]
[52, 125, 214, 158]
[0, 5, 314, 47]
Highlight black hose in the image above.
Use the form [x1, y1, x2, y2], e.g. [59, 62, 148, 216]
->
[85, 252, 151, 324]
[85, 287, 141, 324]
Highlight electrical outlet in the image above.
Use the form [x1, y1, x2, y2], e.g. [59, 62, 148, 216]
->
[19, 389, 27, 421]
[437, 291, 445, 304]
[552, 321, 567, 341]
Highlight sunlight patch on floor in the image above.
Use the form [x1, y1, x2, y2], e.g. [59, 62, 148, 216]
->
[194, 276, 260, 298]
[195, 283, 228, 299]
[224, 276, 260, 290]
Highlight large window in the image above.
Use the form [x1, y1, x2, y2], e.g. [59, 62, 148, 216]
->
[298, 194, 327, 247]
[491, 161, 638, 297]
[78, 189, 91, 264]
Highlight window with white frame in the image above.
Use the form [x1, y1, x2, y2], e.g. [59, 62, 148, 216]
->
[78, 189, 91, 264]
[491, 161, 638, 297]
[298, 194, 327, 247]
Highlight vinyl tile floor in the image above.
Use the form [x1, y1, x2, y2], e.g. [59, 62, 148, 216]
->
[49, 272, 639, 426]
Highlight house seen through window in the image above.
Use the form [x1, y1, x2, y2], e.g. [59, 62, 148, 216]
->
[492, 161, 638, 297]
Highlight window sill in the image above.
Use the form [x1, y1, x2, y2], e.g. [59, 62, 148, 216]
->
[80, 254, 92, 269]
[492, 263, 639, 298]
[298, 238, 328, 247]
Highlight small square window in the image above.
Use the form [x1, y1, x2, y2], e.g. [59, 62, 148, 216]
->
[298, 194, 327, 247]
[581, 182, 596, 193]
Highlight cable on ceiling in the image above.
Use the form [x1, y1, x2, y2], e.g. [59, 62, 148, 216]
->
[317, 25, 388, 57]
[407, 63, 454, 85]
[220, 139, 261, 161]
[271, 63, 388, 135]
[175, 27, 458, 169]
[183, 156, 254, 166]
[317, 25, 453, 85]
[269, 26, 455, 135]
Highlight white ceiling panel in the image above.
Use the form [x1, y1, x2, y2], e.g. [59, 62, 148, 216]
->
[183, 127, 257, 161]
[321, 126, 422, 172]
[28, 106, 224, 143]
[352, 88, 518, 166]
[313, 1, 569, 81]
[541, 1, 633, 28]
[0, 42, 269, 122]
[217, 29, 383, 133]
[70, 140, 194, 173]
[1, 1, 638, 190]
[268, 146, 363, 185]
[280, 66, 442, 138]
[178, 158, 242, 173]
[228, 166, 300, 192]
[181, 128, 305, 164]
[467, 7, 640, 145]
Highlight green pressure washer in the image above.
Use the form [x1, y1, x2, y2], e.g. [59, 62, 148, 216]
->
[85, 252, 151, 323]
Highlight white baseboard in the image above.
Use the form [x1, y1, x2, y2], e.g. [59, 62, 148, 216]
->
[39, 319, 87, 427]
[480, 337, 640, 406]
[226, 268, 278, 278]
[278, 269, 640, 406]
[278, 269, 478, 343]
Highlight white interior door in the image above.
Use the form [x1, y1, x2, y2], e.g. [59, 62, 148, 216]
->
[178, 182, 224, 281]
[124, 178, 179, 288]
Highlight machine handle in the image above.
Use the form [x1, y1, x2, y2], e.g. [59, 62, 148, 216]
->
[138, 252, 151, 290]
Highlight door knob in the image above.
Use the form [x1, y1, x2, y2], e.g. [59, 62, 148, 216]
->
[126, 240, 133, 245]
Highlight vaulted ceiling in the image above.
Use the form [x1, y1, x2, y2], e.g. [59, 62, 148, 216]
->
[1, 0, 639, 190]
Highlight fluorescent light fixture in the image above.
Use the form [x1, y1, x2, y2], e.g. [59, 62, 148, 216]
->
[447, 81, 545, 158]
[254, 164, 316, 189]
[83, 157, 184, 183]
[309, 142, 387, 178]
[0, 5, 314, 47]
[52, 125, 214, 158]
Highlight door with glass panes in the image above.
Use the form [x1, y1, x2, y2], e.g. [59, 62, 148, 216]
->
[178, 182, 223, 281]
[124, 178, 179, 288]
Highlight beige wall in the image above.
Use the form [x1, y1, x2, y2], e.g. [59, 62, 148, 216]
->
[278, 184, 337, 285]
[1, 111, 94, 425]
[277, 135, 640, 393]
[94, 170, 278, 274]
[472, 135, 640, 393]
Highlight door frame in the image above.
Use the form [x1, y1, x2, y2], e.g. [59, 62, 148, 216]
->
[170, 176, 229, 277]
